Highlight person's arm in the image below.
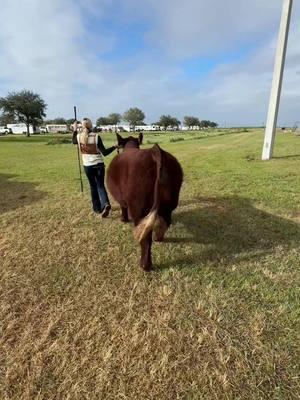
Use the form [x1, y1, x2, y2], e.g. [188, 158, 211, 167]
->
[72, 121, 78, 144]
[97, 135, 117, 156]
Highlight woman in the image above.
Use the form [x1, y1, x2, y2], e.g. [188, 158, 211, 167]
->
[72, 118, 118, 217]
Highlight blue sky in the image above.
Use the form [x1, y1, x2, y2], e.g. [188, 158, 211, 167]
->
[0, 0, 299, 126]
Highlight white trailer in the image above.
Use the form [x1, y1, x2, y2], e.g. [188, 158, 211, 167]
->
[182, 126, 201, 131]
[98, 124, 121, 132]
[118, 125, 163, 132]
[135, 125, 161, 131]
[46, 124, 68, 133]
[7, 123, 38, 134]
[97, 124, 165, 132]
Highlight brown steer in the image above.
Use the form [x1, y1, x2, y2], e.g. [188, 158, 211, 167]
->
[107, 133, 183, 271]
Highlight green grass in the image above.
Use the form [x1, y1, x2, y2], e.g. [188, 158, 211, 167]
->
[0, 129, 299, 399]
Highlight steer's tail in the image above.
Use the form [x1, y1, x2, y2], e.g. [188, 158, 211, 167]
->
[134, 144, 163, 242]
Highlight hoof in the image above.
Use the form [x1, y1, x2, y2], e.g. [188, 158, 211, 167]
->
[140, 262, 152, 272]
[101, 205, 111, 218]
[153, 231, 165, 242]
[153, 235, 164, 242]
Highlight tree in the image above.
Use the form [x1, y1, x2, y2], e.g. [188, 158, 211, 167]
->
[0, 90, 46, 136]
[184, 116, 200, 129]
[157, 115, 171, 130]
[107, 113, 122, 132]
[157, 115, 179, 131]
[209, 121, 218, 128]
[123, 107, 145, 131]
[52, 117, 67, 124]
[96, 117, 110, 126]
[44, 117, 68, 125]
[170, 117, 181, 129]
[199, 120, 210, 129]
[200, 120, 218, 129]
[0, 112, 15, 126]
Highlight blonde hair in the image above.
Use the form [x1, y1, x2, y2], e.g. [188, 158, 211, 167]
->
[79, 118, 93, 145]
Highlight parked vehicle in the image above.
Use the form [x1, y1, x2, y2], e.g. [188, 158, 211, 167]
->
[0, 126, 12, 135]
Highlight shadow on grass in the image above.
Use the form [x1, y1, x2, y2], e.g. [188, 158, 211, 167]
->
[160, 196, 300, 269]
[273, 154, 300, 159]
[0, 173, 46, 214]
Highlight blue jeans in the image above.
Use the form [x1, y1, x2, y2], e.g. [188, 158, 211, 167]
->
[84, 163, 110, 213]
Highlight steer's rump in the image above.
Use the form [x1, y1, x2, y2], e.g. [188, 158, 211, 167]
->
[107, 142, 183, 270]
[107, 145, 182, 222]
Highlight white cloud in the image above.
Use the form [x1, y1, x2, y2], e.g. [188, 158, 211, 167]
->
[0, 0, 299, 126]
[0, 0, 113, 118]
[123, 0, 282, 58]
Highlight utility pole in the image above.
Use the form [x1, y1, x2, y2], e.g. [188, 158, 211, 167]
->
[262, 0, 293, 160]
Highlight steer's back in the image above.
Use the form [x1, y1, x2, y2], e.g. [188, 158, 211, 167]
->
[107, 148, 156, 210]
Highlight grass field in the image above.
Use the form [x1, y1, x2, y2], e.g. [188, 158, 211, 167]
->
[0, 129, 299, 399]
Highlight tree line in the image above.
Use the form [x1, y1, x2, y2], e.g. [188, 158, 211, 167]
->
[97, 111, 218, 130]
[0, 90, 218, 136]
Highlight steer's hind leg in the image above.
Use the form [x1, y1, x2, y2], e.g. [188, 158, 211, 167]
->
[130, 206, 152, 270]
[121, 207, 129, 222]
[153, 216, 169, 242]
[140, 231, 153, 271]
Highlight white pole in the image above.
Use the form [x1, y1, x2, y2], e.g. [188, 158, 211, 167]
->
[262, 0, 293, 160]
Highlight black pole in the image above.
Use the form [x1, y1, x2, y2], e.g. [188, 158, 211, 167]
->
[74, 106, 84, 193]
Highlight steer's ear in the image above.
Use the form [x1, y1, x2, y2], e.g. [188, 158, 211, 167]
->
[138, 132, 143, 145]
[116, 133, 123, 146]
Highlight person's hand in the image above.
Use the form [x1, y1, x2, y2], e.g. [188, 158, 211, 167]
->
[73, 121, 78, 132]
